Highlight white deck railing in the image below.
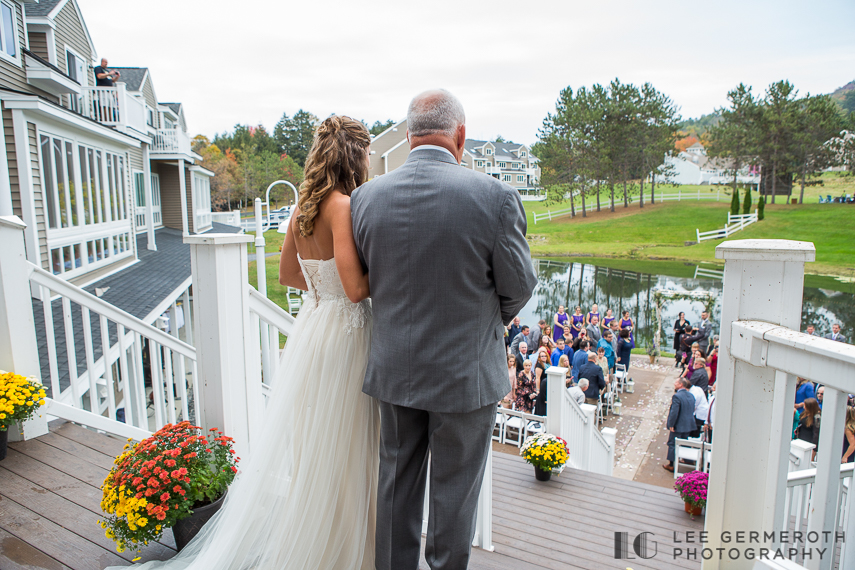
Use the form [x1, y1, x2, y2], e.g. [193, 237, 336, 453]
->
[705, 239, 855, 570]
[545, 367, 616, 475]
[80, 85, 147, 135]
[152, 128, 192, 155]
[696, 210, 758, 242]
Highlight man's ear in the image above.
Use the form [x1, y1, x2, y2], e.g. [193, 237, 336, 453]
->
[406, 130, 411, 146]
[456, 124, 466, 151]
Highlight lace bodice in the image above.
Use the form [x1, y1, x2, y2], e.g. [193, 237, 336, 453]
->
[297, 255, 371, 334]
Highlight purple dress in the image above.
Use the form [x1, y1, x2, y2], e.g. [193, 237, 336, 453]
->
[602, 315, 615, 329]
[553, 312, 569, 341]
[621, 318, 634, 345]
[571, 314, 585, 338]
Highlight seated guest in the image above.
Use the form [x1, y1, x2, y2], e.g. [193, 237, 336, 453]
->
[596, 346, 610, 383]
[688, 382, 709, 438]
[689, 356, 709, 394]
[794, 377, 815, 411]
[795, 398, 821, 450]
[579, 352, 606, 405]
[515, 359, 537, 413]
[586, 316, 602, 343]
[571, 340, 591, 383]
[617, 329, 633, 370]
[569, 378, 588, 406]
[557, 354, 573, 387]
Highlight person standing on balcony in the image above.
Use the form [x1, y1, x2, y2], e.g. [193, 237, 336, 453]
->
[663, 378, 696, 473]
[94, 58, 120, 86]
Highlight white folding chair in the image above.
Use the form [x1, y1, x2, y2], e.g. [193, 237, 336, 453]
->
[493, 407, 505, 442]
[502, 409, 525, 447]
[614, 363, 628, 393]
[674, 437, 704, 478]
[703, 442, 713, 473]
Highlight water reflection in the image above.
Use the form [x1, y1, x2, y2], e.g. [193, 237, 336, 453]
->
[515, 258, 853, 352]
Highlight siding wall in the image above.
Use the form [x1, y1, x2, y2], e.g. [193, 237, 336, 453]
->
[5, 109, 19, 216]
[28, 31, 48, 60]
[127, 146, 144, 232]
[155, 161, 182, 231]
[141, 77, 158, 128]
[185, 166, 194, 233]
[28, 121, 48, 265]
[53, 0, 94, 87]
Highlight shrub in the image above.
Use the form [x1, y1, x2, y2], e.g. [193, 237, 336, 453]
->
[742, 186, 752, 214]
[730, 189, 740, 217]
[758, 195, 766, 220]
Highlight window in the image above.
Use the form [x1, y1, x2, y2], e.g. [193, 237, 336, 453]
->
[39, 132, 131, 276]
[503, 174, 512, 182]
[517, 175, 525, 182]
[193, 174, 212, 230]
[498, 162, 507, 168]
[476, 160, 483, 167]
[485, 148, 492, 155]
[146, 106, 155, 127]
[521, 151, 527, 157]
[65, 49, 86, 84]
[0, 1, 16, 59]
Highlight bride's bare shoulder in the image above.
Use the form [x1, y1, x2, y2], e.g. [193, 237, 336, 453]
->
[319, 190, 352, 220]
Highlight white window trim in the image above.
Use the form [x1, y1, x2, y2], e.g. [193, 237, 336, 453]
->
[517, 175, 525, 182]
[63, 44, 87, 85]
[0, 0, 21, 67]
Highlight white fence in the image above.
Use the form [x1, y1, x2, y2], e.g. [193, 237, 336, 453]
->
[545, 367, 616, 475]
[152, 128, 192, 155]
[81, 84, 147, 135]
[704, 239, 855, 570]
[696, 210, 758, 242]
[211, 210, 242, 227]
[532, 187, 722, 224]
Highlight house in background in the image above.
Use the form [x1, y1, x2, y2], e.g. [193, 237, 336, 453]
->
[0, 0, 235, 407]
[656, 141, 758, 186]
[368, 119, 541, 195]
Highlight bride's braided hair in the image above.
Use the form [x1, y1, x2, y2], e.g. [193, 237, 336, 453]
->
[296, 115, 370, 237]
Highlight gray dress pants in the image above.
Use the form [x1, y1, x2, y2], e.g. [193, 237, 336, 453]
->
[375, 401, 495, 570]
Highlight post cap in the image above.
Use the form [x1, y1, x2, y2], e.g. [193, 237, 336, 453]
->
[0, 215, 27, 230]
[715, 239, 815, 263]
[184, 233, 253, 246]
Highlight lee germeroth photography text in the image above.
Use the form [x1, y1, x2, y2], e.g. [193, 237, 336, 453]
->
[616, 531, 846, 562]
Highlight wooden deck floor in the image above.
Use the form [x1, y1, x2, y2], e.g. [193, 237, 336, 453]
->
[2, 422, 703, 570]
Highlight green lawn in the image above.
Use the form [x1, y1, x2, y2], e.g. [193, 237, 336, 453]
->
[526, 201, 854, 278]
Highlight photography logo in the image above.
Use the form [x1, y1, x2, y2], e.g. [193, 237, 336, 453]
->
[615, 532, 658, 560]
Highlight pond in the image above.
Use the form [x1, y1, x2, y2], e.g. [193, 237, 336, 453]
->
[515, 257, 855, 353]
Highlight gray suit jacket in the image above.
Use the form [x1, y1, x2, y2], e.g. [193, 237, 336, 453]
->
[586, 323, 601, 344]
[826, 332, 848, 343]
[698, 319, 713, 351]
[352, 148, 538, 413]
[667, 389, 697, 433]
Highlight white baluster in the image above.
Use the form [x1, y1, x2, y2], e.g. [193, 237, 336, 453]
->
[62, 296, 80, 407]
[99, 314, 117, 421]
[81, 306, 98, 413]
[40, 285, 60, 398]
[117, 323, 133, 427]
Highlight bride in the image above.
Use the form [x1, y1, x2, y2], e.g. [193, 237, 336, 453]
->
[114, 115, 379, 569]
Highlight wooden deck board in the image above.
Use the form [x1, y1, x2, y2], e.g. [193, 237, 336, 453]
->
[4, 421, 704, 570]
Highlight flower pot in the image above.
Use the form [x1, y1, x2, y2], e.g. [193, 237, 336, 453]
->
[684, 501, 703, 516]
[626, 379, 635, 394]
[534, 466, 552, 482]
[648, 355, 656, 364]
[0, 429, 7, 461]
[172, 489, 228, 551]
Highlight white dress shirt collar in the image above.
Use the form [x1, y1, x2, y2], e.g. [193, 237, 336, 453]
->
[410, 144, 456, 160]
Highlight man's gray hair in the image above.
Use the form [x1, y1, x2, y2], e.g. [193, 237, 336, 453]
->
[578, 378, 589, 390]
[407, 89, 465, 138]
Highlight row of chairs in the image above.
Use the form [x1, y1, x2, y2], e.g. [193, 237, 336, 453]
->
[673, 437, 712, 478]
[493, 406, 545, 447]
[594, 363, 629, 425]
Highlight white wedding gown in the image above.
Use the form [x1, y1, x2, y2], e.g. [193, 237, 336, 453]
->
[116, 255, 379, 570]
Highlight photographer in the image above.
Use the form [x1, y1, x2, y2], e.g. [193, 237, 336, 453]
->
[94, 58, 120, 87]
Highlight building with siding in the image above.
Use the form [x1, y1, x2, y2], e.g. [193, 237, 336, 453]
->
[367, 118, 541, 194]
[0, 0, 234, 402]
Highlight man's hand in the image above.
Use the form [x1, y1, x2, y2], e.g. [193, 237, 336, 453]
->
[670, 427, 675, 432]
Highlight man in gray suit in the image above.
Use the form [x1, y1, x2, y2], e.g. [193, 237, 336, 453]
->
[663, 377, 698, 472]
[351, 89, 537, 570]
[586, 315, 602, 344]
[698, 311, 713, 354]
[826, 323, 847, 343]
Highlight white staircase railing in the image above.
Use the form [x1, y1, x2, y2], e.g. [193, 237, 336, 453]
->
[546, 366, 616, 475]
[705, 239, 855, 570]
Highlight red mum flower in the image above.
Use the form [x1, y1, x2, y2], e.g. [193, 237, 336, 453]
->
[231, 466, 237, 473]
[184, 452, 197, 459]
[164, 459, 176, 467]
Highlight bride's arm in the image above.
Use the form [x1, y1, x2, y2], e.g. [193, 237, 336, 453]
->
[279, 212, 308, 290]
[329, 194, 370, 303]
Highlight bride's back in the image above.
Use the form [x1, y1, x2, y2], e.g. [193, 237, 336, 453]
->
[290, 194, 343, 261]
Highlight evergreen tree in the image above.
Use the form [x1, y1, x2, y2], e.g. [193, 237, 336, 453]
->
[273, 110, 319, 167]
[742, 186, 752, 214]
[730, 189, 740, 216]
[757, 195, 766, 220]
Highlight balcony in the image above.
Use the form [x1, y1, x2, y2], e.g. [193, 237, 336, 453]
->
[80, 85, 147, 136]
[151, 128, 192, 156]
[23, 50, 81, 96]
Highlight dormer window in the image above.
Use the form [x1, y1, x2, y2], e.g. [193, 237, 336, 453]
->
[498, 161, 506, 168]
[485, 148, 492, 155]
[476, 161, 483, 167]
[521, 151, 527, 157]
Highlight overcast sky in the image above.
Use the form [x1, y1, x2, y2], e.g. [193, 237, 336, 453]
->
[77, 0, 854, 146]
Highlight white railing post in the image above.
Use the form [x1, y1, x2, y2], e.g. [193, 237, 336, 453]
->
[545, 366, 567, 438]
[601, 427, 617, 476]
[186, 233, 258, 460]
[705, 239, 816, 570]
[0, 216, 48, 441]
[696, 228, 701, 242]
[789, 439, 815, 472]
[579, 403, 596, 471]
[472, 441, 494, 552]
